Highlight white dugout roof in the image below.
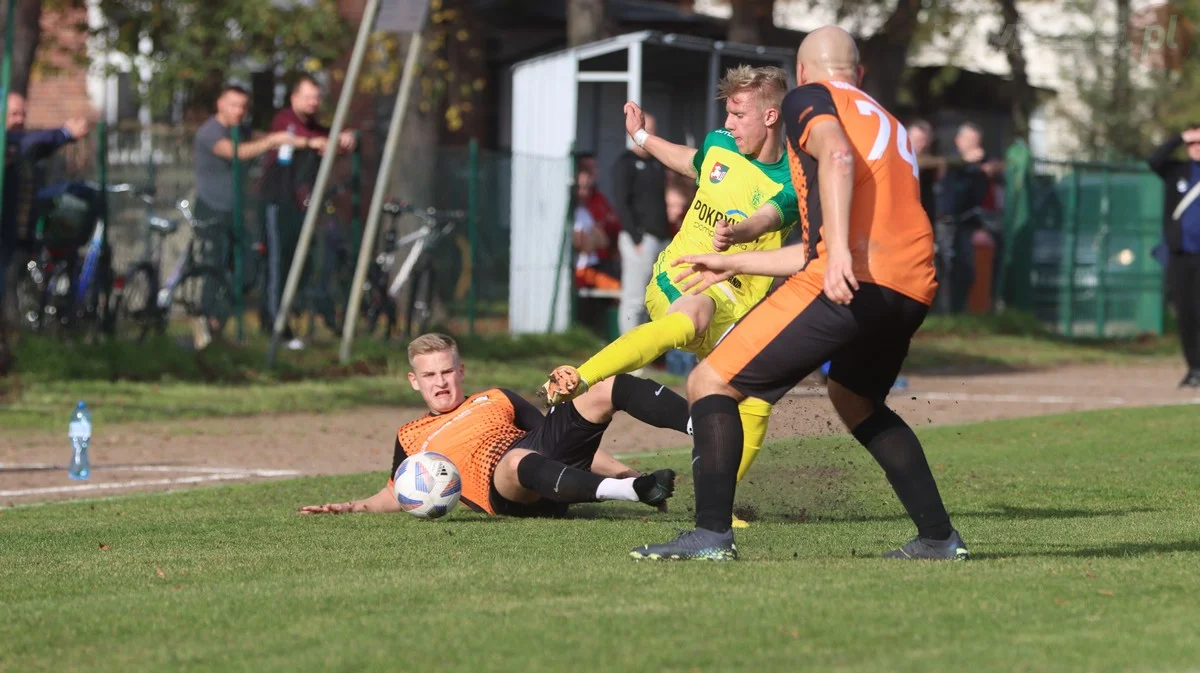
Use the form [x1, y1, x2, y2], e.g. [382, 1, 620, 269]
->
[508, 31, 796, 334]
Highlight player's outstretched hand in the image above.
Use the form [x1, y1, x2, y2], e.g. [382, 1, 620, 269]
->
[823, 251, 859, 305]
[713, 218, 735, 252]
[672, 254, 736, 295]
[298, 501, 357, 515]
[624, 101, 646, 140]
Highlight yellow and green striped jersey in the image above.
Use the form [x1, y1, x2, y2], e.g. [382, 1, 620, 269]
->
[655, 128, 799, 307]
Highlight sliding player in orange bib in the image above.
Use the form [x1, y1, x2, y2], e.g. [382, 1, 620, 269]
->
[538, 66, 799, 527]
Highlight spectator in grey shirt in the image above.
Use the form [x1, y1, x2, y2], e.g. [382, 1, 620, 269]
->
[193, 85, 293, 266]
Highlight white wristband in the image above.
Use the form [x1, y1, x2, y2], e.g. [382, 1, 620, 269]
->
[633, 128, 649, 147]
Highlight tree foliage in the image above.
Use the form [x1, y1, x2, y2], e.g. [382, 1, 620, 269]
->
[359, 0, 487, 142]
[1047, 0, 1197, 160]
[94, 0, 353, 115]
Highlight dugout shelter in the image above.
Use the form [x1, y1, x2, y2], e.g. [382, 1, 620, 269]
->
[507, 31, 796, 334]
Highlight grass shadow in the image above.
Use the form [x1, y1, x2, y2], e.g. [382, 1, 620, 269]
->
[906, 312, 1178, 377]
[747, 504, 1162, 526]
[557, 504, 677, 521]
[985, 539, 1200, 560]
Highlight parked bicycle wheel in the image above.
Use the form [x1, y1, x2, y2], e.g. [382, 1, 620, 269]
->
[74, 262, 110, 343]
[173, 265, 233, 335]
[10, 258, 45, 332]
[405, 266, 438, 339]
[116, 261, 165, 343]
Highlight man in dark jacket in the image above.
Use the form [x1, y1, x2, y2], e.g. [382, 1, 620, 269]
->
[933, 122, 993, 314]
[259, 75, 357, 349]
[611, 112, 670, 335]
[2, 92, 89, 373]
[1147, 126, 1200, 388]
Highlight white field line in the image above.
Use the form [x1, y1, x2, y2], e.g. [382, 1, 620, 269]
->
[0, 466, 301, 498]
[0, 463, 298, 476]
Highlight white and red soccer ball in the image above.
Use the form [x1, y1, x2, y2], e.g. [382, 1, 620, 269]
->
[393, 452, 462, 519]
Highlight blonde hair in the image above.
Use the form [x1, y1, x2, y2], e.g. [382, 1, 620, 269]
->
[716, 65, 789, 111]
[407, 332, 459, 366]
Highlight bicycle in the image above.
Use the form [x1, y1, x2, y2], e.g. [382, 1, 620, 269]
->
[379, 200, 466, 339]
[10, 181, 138, 341]
[115, 196, 235, 345]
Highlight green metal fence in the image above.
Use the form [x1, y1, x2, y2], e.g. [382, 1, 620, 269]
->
[999, 141, 1165, 338]
[36, 126, 520, 338]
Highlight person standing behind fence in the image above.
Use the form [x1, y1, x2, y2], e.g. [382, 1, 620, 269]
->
[611, 112, 670, 337]
[907, 119, 941, 224]
[259, 75, 358, 350]
[2, 92, 89, 373]
[572, 167, 620, 291]
[933, 122, 992, 314]
[1147, 125, 1200, 388]
[193, 85, 294, 283]
[574, 151, 622, 279]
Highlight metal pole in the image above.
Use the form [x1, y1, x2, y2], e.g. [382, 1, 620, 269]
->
[467, 137, 478, 336]
[97, 120, 108, 245]
[232, 125, 245, 342]
[268, 0, 382, 367]
[350, 131, 363, 260]
[1095, 166, 1110, 338]
[705, 46, 720, 133]
[546, 149, 576, 333]
[1062, 168, 1080, 336]
[338, 31, 425, 364]
[0, 0, 16, 218]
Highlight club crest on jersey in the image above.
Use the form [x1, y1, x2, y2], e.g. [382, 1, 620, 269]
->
[709, 162, 730, 183]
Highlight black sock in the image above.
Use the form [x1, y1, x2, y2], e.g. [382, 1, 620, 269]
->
[691, 394, 743, 534]
[852, 406, 952, 540]
[516, 452, 605, 503]
[611, 374, 691, 435]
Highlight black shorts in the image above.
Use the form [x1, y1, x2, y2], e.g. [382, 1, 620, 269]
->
[707, 274, 928, 405]
[489, 401, 609, 517]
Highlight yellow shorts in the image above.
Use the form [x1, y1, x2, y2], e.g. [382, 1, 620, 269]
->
[644, 270, 756, 360]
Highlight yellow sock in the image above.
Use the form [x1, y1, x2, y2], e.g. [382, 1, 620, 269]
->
[737, 397, 772, 482]
[576, 311, 697, 387]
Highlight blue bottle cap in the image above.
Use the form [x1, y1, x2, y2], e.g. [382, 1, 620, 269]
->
[77, 401, 86, 408]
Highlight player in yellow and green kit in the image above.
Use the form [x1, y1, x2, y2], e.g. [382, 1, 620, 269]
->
[539, 65, 798, 526]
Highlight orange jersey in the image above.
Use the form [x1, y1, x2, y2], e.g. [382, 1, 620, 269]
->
[782, 80, 937, 305]
[389, 389, 530, 514]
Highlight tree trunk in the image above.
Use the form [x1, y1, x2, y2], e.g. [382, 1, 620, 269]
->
[728, 0, 776, 45]
[567, 0, 607, 48]
[995, 0, 1034, 140]
[1, 0, 43, 96]
[859, 0, 921, 112]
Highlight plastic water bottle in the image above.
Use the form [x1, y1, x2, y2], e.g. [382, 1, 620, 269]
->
[68, 401, 91, 481]
[278, 124, 295, 166]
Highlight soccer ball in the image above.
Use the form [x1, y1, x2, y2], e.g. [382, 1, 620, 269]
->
[393, 452, 462, 519]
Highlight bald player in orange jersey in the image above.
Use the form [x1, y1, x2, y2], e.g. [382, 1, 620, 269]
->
[300, 333, 683, 518]
[630, 26, 969, 562]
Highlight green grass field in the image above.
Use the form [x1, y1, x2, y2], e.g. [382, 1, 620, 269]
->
[3, 405, 1198, 673]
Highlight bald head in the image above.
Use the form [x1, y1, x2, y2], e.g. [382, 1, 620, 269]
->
[796, 25, 861, 86]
